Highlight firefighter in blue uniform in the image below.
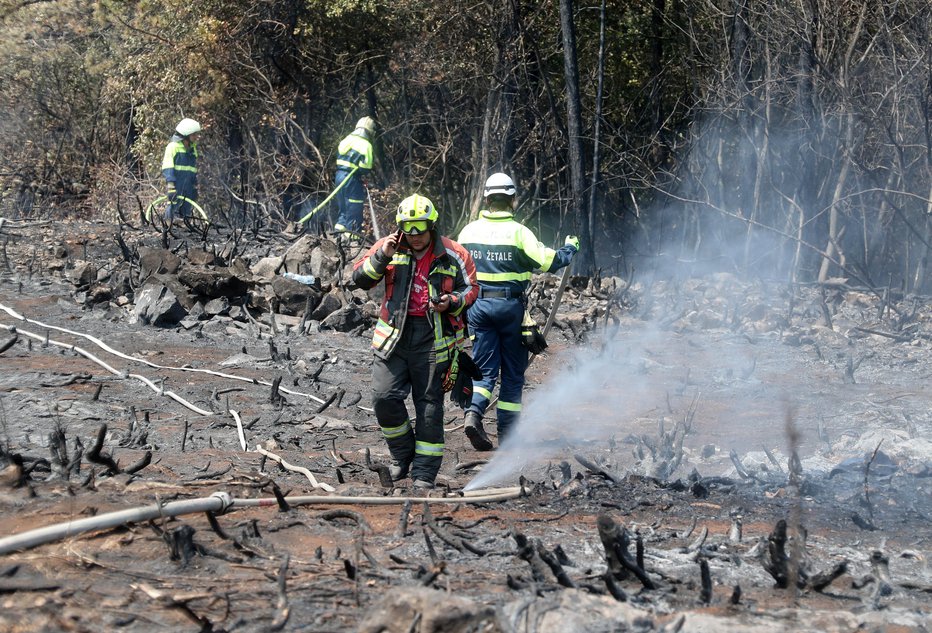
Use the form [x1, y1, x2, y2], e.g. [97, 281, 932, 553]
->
[457, 173, 579, 450]
[162, 118, 201, 220]
[334, 117, 376, 238]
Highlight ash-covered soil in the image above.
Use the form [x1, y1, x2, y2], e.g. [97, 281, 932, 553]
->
[0, 218, 930, 632]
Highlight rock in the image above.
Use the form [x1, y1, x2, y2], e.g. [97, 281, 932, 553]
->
[149, 274, 196, 310]
[319, 304, 365, 332]
[251, 256, 283, 281]
[84, 284, 112, 306]
[132, 283, 188, 326]
[282, 235, 319, 271]
[178, 267, 249, 299]
[187, 248, 218, 267]
[203, 297, 231, 316]
[309, 241, 342, 282]
[271, 276, 322, 316]
[138, 247, 182, 280]
[68, 261, 97, 287]
[310, 291, 343, 321]
[358, 587, 501, 633]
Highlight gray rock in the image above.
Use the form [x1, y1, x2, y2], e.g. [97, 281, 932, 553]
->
[271, 276, 322, 316]
[69, 261, 97, 287]
[138, 247, 182, 280]
[178, 267, 248, 299]
[187, 248, 218, 267]
[319, 304, 365, 332]
[203, 296, 231, 316]
[310, 291, 343, 321]
[132, 283, 188, 326]
[358, 587, 501, 633]
[250, 256, 283, 281]
[309, 241, 342, 282]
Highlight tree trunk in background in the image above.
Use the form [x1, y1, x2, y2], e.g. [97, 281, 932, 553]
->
[648, 0, 665, 133]
[795, 0, 822, 279]
[559, 0, 593, 273]
[587, 0, 606, 265]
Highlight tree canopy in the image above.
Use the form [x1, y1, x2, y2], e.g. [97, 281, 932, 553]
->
[1, 0, 930, 292]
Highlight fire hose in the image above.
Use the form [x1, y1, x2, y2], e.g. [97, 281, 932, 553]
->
[0, 486, 525, 555]
[297, 165, 358, 225]
[144, 195, 209, 224]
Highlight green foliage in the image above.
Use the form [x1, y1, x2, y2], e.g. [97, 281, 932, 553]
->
[2, 0, 931, 292]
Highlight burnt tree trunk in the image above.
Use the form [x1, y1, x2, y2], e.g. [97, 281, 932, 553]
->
[559, 0, 594, 273]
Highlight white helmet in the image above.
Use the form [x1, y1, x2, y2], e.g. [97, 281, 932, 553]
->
[356, 116, 377, 134]
[175, 118, 201, 137]
[484, 172, 516, 198]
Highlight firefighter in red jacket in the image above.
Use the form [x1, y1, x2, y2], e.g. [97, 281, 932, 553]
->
[353, 194, 478, 489]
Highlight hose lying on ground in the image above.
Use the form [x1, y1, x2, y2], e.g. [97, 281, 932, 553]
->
[0, 486, 526, 555]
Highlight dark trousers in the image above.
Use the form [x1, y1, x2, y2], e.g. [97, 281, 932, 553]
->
[335, 169, 364, 233]
[467, 297, 528, 440]
[372, 316, 448, 483]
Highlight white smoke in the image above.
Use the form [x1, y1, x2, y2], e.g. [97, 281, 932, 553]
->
[464, 323, 674, 491]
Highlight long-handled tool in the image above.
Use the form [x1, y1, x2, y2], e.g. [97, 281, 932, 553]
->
[366, 183, 381, 239]
[540, 264, 571, 340]
[297, 165, 358, 225]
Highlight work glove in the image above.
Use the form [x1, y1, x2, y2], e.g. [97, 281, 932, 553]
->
[565, 235, 580, 252]
[448, 350, 482, 409]
[520, 311, 548, 355]
[442, 350, 460, 393]
[166, 186, 177, 203]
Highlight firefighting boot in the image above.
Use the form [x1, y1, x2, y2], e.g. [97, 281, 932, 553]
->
[388, 460, 410, 481]
[464, 411, 494, 451]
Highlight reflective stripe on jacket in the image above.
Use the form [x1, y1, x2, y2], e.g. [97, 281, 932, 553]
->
[336, 133, 373, 173]
[161, 135, 198, 196]
[352, 232, 478, 361]
[457, 210, 575, 294]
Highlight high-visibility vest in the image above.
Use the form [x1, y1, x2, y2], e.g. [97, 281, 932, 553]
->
[458, 210, 572, 294]
[161, 136, 198, 196]
[353, 234, 478, 361]
[335, 133, 373, 172]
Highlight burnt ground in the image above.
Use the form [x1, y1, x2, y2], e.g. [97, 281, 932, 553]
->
[0, 218, 930, 632]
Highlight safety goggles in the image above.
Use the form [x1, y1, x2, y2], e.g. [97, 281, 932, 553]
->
[399, 220, 431, 235]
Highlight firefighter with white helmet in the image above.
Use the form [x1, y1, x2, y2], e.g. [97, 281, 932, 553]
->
[457, 172, 580, 450]
[333, 116, 377, 238]
[162, 118, 201, 220]
[352, 194, 478, 489]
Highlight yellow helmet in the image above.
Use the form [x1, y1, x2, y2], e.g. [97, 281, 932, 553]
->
[395, 194, 438, 234]
[356, 116, 377, 134]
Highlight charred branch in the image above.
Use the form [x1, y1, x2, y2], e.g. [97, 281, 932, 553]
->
[596, 513, 656, 589]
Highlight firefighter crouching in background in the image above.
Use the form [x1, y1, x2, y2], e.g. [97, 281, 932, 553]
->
[353, 194, 478, 489]
[162, 118, 201, 220]
[457, 172, 580, 451]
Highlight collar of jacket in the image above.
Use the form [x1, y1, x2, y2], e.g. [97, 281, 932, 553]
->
[479, 209, 513, 220]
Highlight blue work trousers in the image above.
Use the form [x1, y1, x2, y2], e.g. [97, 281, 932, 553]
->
[335, 169, 365, 234]
[467, 297, 528, 440]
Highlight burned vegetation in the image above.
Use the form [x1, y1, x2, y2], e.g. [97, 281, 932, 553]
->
[0, 218, 930, 632]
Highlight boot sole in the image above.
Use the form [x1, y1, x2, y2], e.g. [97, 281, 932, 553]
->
[465, 425, 494, 451]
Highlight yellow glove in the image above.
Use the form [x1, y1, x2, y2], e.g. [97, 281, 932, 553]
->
[520, 311, 548, 354]
[565, 235, 580, 251]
